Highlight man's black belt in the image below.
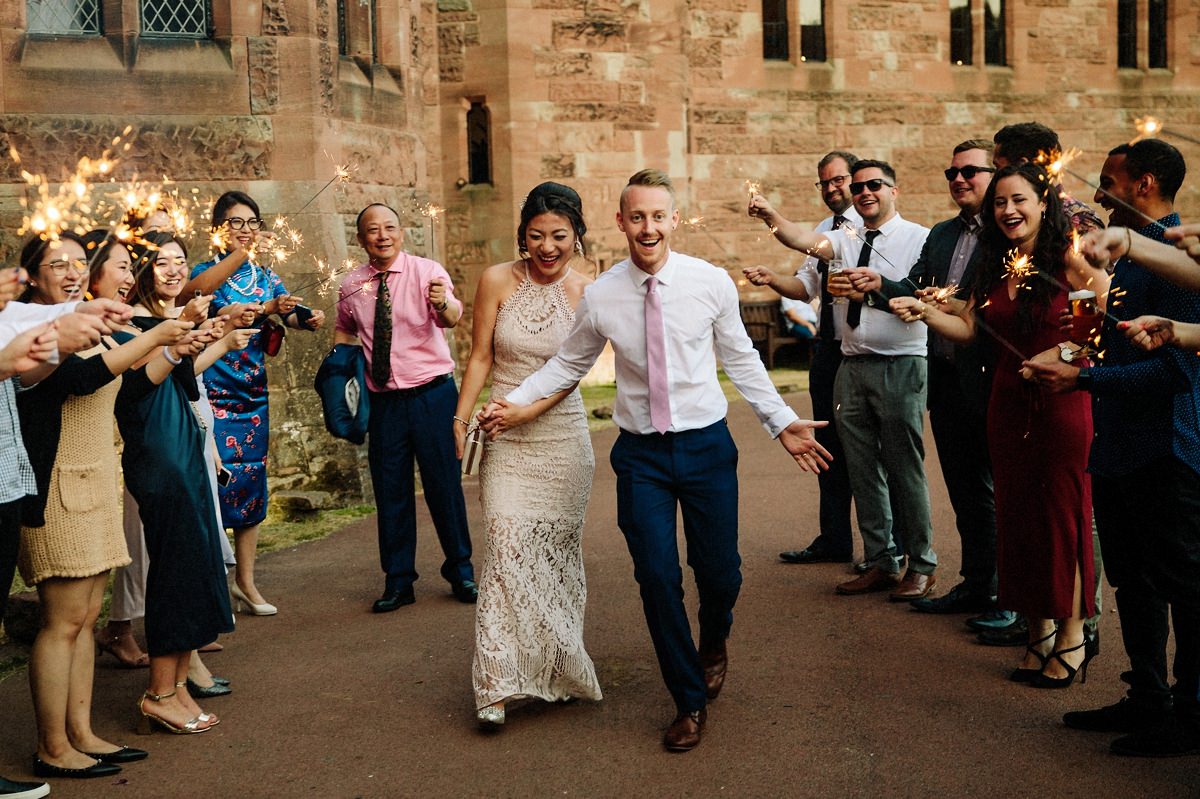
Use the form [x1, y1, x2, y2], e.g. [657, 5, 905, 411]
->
[377, 373, 453, 398]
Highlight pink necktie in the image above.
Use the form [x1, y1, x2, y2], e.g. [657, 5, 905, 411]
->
[644, 276, 672, 433]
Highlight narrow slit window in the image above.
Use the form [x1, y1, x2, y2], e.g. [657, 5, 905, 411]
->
[1117, 0, 1137, 68]
[467, 101, 492, 186]
[983, 0, 1006, 66]
[950, 0, 972, 65]
[798, 0, 826, 63]
[1148, 0, 1168, 69]
[762, 0, 789, 61]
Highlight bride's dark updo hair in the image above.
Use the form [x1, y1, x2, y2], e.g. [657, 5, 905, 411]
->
[517, 182, 587, 256]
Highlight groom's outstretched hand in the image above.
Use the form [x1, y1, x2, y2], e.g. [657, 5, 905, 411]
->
[778, 419, 831, 472]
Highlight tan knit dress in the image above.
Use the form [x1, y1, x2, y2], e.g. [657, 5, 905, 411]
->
[18, 349, 130, 585]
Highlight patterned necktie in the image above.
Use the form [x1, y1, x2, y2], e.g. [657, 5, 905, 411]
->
[371, 271, 392, 388]
[846, 229, 881, 329]
[832, 215, 847, 230]
[644, 276, 672, 434]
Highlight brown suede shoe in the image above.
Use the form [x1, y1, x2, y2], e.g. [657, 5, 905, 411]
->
[663, 709, 707, 752]
[889, 570, 936, 602]
[835, 567, 900, 595]
[699, 639, 727, 700]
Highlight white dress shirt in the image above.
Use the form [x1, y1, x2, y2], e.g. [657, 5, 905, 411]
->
[796, 207, 864, 340]
[506, 251, 800, 437]
[0, 299, 80, 359]
[824, 214, 930, 357]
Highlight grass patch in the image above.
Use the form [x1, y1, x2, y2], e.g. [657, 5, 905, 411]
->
[256, 504, 376, 553]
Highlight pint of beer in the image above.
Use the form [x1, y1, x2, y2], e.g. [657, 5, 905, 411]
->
[1069, 289, 1100, 345]
[826, 258, 849, 305]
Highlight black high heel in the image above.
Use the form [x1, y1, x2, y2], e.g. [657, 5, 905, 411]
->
[1031, 640, 1095, 689]
[1009, 630, 1056, 683]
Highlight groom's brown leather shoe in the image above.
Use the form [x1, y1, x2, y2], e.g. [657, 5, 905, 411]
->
[699, 640, 728, 700]
[835, 567, 900, 595]
[663, 709, 706, 752]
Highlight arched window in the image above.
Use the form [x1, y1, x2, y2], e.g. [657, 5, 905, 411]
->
[949, 0, 972, 66]
[467, 101, 492, 186]
[983, 0, 1006, 66]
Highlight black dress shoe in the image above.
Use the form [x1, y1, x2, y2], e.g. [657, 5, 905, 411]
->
[1064, 698, 1169, 733]
[0, 775, 48, 799]
[372, 588, 415, 613]
[81, 746, 149, 764]
[31, 756, 121, 779]
[1111, 717, 1200, 757]
[780, 547, 851, 564]
[451, 579, 478, 604]
[910, 583, 995, 615]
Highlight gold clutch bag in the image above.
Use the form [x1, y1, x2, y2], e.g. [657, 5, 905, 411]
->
[461, 425, 484, 475]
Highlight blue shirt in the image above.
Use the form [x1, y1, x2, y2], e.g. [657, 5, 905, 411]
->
[1088, 212, 1200, 478]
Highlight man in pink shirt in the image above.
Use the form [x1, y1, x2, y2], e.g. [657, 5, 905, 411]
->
[335, 203, 476, 612]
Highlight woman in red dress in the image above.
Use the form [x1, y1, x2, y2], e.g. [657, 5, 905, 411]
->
[891, 162, 1109, 687]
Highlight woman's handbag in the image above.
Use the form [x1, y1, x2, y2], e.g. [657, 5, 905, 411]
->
[260, 318, 285, 357]
[461, 423, 485, 476]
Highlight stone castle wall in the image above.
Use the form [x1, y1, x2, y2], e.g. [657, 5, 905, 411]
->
[3, 0, 1200, 500]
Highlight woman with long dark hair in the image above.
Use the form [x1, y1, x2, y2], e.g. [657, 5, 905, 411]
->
[454, 183, 602, 728]
[118, 231, 249, 734]
[891, 162, 1109, 688]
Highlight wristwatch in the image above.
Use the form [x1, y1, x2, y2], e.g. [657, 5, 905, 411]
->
[1058, 342, 1082, 363]
[1076, 366, 1092, 392]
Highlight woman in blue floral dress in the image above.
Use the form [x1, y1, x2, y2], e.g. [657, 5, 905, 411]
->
[186, 191, 325, 615]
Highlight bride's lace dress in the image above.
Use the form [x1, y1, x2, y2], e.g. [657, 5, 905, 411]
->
[472, 267, 602, 708]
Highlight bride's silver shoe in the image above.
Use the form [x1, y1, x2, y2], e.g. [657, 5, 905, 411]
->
[476, 705, 505, 728]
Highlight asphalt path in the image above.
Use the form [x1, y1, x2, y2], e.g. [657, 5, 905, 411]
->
[0, 392, 1194, 797]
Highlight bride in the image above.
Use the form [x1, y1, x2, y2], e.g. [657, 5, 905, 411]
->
[453, 182, 602, 728]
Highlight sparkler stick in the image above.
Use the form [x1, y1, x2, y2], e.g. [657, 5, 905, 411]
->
[290, 161, 356, 217]
[1131, 116, 1200, 147]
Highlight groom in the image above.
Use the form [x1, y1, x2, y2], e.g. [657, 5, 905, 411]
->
[485, 169, 830, 752]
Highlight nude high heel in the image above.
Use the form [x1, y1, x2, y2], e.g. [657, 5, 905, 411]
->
[230, 584, 277, 616]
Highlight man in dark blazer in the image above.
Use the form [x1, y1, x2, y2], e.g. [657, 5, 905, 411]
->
[852, 139, 998, 614]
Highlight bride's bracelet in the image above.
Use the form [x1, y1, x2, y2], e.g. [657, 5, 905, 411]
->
[453, 415, 470, 426]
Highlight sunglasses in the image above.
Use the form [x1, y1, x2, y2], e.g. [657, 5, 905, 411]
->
[944, 165, 996, 181]
[850, 178, 894, 195]
[814, 174, 851, 190]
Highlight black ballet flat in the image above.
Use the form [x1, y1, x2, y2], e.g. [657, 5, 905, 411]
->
[31, 756, 122, 779]
[82, 746, 149, 764]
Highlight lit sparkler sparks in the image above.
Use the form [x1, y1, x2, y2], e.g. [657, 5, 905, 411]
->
[291, 157, 358, 217]
[421, 202, 444, 261]
[1132, 115, 1200, 147]
[927, 283, 960, 304]
[1036, 147, 1081, 182]
[744, 179, 763, 198]
[1003, 249, 1038, 287]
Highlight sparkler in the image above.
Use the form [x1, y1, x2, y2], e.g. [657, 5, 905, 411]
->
[420, 202, 444, 262]
[1131, 116, 1200, 147]
[291, 158, 357, 217]
[1003, 249, 1038, 286]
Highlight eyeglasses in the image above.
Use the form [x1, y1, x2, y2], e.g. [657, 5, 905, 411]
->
[224, 217, 264, 231]
[944, 165, 996, 182]
[815, 174, 851, 190]
[40, 258, 88, 276]
[850, 178, 894, 195]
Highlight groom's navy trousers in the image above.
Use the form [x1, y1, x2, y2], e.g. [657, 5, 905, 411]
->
[610, 419, 741, 714]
